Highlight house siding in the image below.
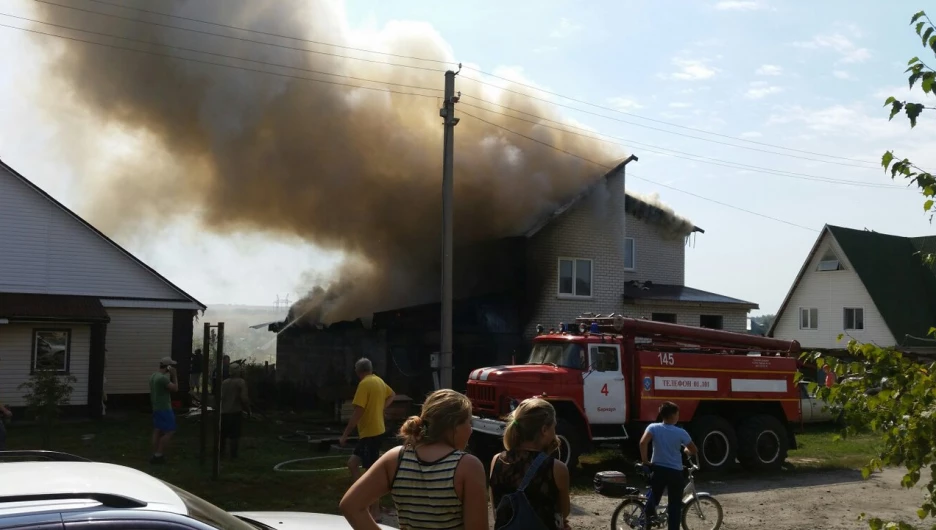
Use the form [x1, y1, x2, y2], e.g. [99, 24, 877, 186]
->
[620, 304, 749, 333]
[103, 308, 174, 395]
[524, 172, 688, 338]
[0, 166, 190, 301]
[0, 323, 90, 407]
[772, 232, 896, 349]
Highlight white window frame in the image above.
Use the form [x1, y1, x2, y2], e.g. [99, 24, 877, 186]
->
[557, 257, 594, 298]
[843, 307, 864, 331]
[799, 307, 818, 330]
[623, 238, 636, 271]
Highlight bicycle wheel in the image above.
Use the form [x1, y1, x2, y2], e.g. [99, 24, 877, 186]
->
[611, 499, 646, 530]
[681, 493, 723, 530]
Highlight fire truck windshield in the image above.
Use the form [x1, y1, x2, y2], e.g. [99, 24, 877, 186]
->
[527, 342, 585, 369]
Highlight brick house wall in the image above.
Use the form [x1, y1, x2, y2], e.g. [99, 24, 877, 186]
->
[524, 170, 689, 338]
[618, 303, 749, 334]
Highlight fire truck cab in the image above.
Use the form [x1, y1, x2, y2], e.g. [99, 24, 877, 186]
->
[467, 314, 802, 472]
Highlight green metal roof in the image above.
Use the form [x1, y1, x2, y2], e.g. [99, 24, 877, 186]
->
[827, 225, 936, 347]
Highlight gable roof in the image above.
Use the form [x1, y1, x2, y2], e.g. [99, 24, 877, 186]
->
[768, 224, 936, 346]
[0, 159, 206, 310]
[522, 157, 704, 238]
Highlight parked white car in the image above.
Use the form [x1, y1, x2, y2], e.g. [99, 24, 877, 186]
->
[798, 381, 837, 423]
[0, 451, 392, 530]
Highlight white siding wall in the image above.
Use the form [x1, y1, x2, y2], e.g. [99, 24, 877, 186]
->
[525, 173, 688, 337]
[620, 304, 749, 334]
[104, 308, 174, 394]
[0, 324, 90, 407]
[772, 232, 895, 349]
[0, 166, 188, 300]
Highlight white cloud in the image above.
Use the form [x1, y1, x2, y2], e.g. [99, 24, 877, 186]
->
[607, 96, 644, 111]
[792, 33, 870, 64]
[713, 1, 764, 10]
[832, 70, 854, 80]
[664, 58, 719, 81]
[669, 102, 693, 108]
[740, 131, 763, 138]
[533, 45, 558, 54]
[756, 64, 783, 76]
[550, 18, 582, 39]
[744, 81, 783, 99]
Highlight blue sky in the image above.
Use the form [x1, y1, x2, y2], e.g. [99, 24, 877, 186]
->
[0, 0, 933, 314]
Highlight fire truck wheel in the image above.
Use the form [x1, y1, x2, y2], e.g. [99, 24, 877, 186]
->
[554, 419, 582, 469]
[737, 414, 789, 471]
[689, 415, 737, 472]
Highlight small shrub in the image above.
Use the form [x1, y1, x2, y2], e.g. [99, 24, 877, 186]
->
[18, 368, 77, 449]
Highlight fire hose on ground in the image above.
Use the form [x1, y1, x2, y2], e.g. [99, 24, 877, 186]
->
[272, 430, 384, 473]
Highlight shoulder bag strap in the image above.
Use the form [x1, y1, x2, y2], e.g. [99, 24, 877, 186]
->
[517, 452, 549, 492]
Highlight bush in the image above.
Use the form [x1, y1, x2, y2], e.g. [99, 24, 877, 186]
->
[18, 368, 77, 449]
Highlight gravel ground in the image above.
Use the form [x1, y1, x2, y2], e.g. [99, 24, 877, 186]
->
[374, 468, 927, 529]
[568, 467, 927, 529]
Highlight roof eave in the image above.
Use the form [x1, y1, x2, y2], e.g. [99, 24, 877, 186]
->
[1, 160, 206, 310]
[767, 225, 830, 337]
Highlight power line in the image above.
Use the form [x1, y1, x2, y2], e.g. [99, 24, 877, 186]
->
[458, 100, 906, 190]
[84, 0, 454, 67]
[33, 0, 445, 73]
[0, 12, 443, 94]
[457, 108, 819, 232]
[459, 67, 878, 166]
[459, 93, 877, 170]
[36, 0, 882, 168]
[0, 22, 441, 99]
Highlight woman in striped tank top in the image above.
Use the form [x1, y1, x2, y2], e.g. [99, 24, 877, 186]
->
[340, 389, 488, 530]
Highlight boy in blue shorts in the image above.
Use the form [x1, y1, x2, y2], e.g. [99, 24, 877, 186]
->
[150, 357, 179, 464]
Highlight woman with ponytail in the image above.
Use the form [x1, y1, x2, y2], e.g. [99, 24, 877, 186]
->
[340, 389, 488, 530]
[489, 398, 570, 530]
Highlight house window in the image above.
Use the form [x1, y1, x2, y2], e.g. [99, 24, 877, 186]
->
[700, 315, 723, 329]
[558, 258, 592, 297]
[816, 248, 845, 271]
[799, 308, 819, 330]
[652, 313, 677, 324]
[32, 329, 71, 373]
[844, 308, 864, 330]
[624, 238, 635, 270]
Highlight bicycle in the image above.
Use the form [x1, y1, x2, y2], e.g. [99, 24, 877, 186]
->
[608, 457, 723, 530]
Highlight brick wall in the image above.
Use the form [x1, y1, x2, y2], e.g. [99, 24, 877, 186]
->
[619, 304, 749, 334]
[524, 170, 690, 337]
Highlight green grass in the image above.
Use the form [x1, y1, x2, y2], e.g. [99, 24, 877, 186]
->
[2, 410, 362, 514]
[787, 424, 882, 471]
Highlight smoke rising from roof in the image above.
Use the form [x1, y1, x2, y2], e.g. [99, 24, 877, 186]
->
[31, 0, 626, 322]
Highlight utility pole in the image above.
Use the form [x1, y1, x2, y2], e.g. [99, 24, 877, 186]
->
[439, 65, 460, 389]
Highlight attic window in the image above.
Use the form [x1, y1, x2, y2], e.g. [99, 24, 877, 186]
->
[816, 248, 845, 271]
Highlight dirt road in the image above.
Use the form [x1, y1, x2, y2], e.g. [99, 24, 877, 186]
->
[569, 468, 927, 529]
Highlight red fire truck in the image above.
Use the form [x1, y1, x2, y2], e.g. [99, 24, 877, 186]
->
[466, 314, 802, 472]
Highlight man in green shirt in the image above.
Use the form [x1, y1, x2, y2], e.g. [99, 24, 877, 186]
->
[149, 357, 178, 464]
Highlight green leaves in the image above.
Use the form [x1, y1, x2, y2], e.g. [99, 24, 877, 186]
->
[882, 151, 895, 171]
[923, 27, 934, 47]
[906, 103, 925, 127]
[888, 100, 904, 120]
[911, 10, 926, 25]
[916, 21, 926, 36]
[925, 199, 934, 212]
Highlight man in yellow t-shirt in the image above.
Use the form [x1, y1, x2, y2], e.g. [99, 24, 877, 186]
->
[340, 357, 394, 519]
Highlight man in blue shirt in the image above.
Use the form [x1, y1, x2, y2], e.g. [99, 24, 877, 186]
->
[639, 401, 699, 530]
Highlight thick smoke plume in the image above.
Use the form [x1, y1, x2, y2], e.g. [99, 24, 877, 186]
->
[32, 0, 633, 323]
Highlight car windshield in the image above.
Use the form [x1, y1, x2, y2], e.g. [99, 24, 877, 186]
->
[527, 342, 585, 369]
[164, 483, 269, 530]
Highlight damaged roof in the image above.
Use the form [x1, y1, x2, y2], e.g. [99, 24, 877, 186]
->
[523, 159, 704, 238]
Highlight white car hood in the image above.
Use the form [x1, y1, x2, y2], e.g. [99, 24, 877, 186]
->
[232, 511, 395, 530]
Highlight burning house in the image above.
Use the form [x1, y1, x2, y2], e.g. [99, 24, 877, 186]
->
[272, 159, 760, 403]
